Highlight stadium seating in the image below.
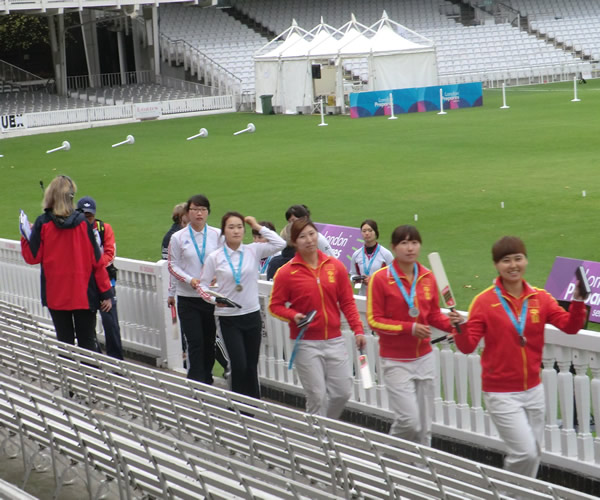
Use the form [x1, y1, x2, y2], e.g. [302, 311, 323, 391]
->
[0, 83, 207, 115]
[158, 0, 586, 92]
[160, 5, 266, 92]
[0, 299, 595, 499]
[467, 0, 600, 61]
[0, 91, 102, 115]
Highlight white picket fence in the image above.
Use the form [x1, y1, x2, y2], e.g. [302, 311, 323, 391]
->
[0, 237, 599, 479]
[6, 95, 234, 132]
[439, 60, 594, 88]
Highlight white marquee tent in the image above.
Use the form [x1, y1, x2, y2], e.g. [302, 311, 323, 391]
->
[254, 12, 439, 114]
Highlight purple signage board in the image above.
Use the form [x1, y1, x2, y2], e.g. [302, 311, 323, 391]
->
[544, 256, 600, 323]
[314, 223, 363, 273]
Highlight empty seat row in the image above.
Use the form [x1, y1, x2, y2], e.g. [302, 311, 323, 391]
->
[0, 300, 593, 500]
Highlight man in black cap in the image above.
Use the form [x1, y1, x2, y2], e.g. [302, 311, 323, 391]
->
[77, 196, 124, 360]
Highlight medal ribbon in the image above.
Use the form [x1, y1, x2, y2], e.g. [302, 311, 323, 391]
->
[223, 245, 244, 287]
[260, 256, 272, 274]
[494, 287, 528, 344]
[189, 225, 207, 266]
[361, 244, 381, 276]
[389, 263, 418, 311]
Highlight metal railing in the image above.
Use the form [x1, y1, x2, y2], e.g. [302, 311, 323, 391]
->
[160, 34, 243, 98]
[2, 0, 194, 14]
[439, 61, 593, 88]
[66, 71, 154, 90]
[0, 59, 48, 90]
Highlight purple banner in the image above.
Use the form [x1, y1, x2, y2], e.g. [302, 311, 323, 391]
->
[314, 223, 363, 273]
[544, 256, 600, 323]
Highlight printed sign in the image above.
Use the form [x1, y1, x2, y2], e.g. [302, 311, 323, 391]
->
[314, 223, 363, 272]
[1, 113, 26, 131]
[134, 102, 162, 120]
[349, 82, 483, 118]
[544, 256, 600, 323]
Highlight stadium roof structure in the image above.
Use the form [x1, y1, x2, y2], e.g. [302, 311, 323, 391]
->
[1, 0, 191, 15]
[254, 11, 439, 114]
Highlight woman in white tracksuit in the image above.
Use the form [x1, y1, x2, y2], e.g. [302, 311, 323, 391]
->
[350, 219, 394, 296]
[197, 212, 285, 398]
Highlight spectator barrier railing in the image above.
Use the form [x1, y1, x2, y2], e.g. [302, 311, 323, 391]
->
[13, 94, 234, 131]
[0, 237, 599, 479]
[439, 61, 594, 88]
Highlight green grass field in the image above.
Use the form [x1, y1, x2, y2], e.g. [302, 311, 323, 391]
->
[2, 80, 599, 310]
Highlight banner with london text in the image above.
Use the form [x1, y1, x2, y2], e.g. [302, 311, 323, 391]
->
[314, 223, 363, 273]
[545, 256, 600, 324]
[349, 82, 483, 118]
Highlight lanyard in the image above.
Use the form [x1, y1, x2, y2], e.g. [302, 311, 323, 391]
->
[260, 256, 272, 274]
[223, 245, 244, 286]
[494, 287, 528, 343]
[389, 263, 418, 309]
[361, 244, 381, 276]
[288, 324, 308, 369]
[189, 225, 207, 266]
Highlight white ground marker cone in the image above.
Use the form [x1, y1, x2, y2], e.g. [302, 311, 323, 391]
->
[46, 141, 71, 154]
[112, 135, 135, 148]
[233, 123, 256, 136]
[187, 128, 208, 140]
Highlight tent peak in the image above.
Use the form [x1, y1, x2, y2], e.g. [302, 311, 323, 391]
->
[351, 12, 357, 23]
[381, 10, 389, 20]
[291, 18, 298, 27]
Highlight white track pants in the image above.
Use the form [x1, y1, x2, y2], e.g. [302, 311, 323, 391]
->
[293, 336, 352, 419]
[484, 384, 545, 478]
[383, 352, 434, 446]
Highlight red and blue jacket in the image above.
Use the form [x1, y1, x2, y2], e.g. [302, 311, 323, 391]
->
[454, 277, 586, 392]
[367, 261, 453, 360]
[269, 251, 364, 340]
[21, 210, 113, 311]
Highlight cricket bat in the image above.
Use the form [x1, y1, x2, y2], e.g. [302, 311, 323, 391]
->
[359, 350, 373, 389]
[428, 252, 461, 342]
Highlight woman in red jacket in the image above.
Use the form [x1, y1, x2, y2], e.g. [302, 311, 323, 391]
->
[454, 236, 586, 477]
[21, 175, 113, 351]
[269, 218, 366, 418]
[367, 225, 456, 446]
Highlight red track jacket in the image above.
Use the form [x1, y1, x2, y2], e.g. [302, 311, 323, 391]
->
[269, 251, 364, 340]
[454, 277, 587, 393]
[367, 261, 453, 360]
[21, 210, 113, 311]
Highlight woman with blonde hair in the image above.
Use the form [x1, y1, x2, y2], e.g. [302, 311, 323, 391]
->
[21, 175, 113, 350]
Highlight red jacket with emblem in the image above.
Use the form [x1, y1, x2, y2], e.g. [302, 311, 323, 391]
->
[269, 251, 365, 340]
[454, 277, 586, 393]
[367, 261, 453, 360]
[21, 210, 113, 311]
